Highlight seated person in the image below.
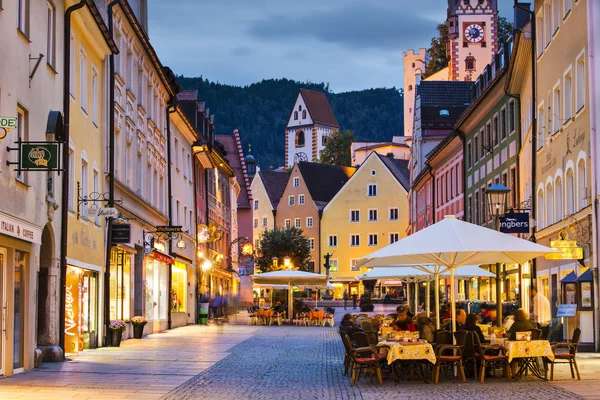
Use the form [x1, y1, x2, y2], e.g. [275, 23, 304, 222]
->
[445, 309, 467, 332]
[393, 311, 416, 332]
[481, 308, 498, 326]
[503, 314, 515, 330]
[462, 313, 486, 344]
[441, 304, 451, 320]
[404, 304, 414, 319]
[416, 314, 434, 343]
[339, 313, 355, 331]
[507, 308, 536, 340]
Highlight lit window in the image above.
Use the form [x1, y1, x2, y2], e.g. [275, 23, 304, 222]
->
[329, 259, 338, 272]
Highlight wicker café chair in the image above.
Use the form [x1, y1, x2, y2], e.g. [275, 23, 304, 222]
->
[473, 333, 510, 383]
[350, 332, 385, 386]
[433, 343, 467, 384]
[550, 328, 581, 381]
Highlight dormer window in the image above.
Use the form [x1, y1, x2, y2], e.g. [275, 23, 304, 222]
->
[294, 111, 298, 120]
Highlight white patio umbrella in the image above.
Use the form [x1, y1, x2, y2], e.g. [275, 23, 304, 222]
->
[250, 270, 328, 323]
[356, 215, 558, 333]
[357, 265, 495, 326]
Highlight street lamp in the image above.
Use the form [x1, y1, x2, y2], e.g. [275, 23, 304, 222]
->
[283, 256, 291, 269]
[486, 183, 511, 327]
[272, 257, 279, 269]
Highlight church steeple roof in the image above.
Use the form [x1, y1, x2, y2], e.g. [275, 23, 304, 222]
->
[298, 89, 339, 128]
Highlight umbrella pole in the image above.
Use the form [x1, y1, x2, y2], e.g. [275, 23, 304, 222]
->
[451, 267, 456, 338]
[407, 282, 411, 308]
[426, 280, 430, 318]
[435, 272, 440, 330]
[414, 280, 419, 314]
[288, 282, 293, 325]
[315, 289, 318, 308]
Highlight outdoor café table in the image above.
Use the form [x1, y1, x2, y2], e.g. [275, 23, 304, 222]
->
[504, 340, 555, 380]
[379, 340, 436, 383]
[381, 331, 420, 341]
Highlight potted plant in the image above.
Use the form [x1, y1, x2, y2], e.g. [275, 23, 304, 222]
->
[109, 320, 127, 347]
[131, 316, 147, 339]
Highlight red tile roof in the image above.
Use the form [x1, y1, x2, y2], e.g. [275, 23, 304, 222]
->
[299, 89, 339, 128]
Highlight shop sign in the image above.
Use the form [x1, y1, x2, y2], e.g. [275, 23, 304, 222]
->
[0, 116, 16, 139]
[499, 212, 529, 234]
[156, 225, 182, 233]
[65, 266, 82, 353]
[20, 143, 59, 170]
[556, 304, 577, 317]
[0, 213, 41, 244]
[86, 207, 119, 219]
[153, 250, 174, 264]
[546, 239, 583, 260]
[111, 223, 131, 244]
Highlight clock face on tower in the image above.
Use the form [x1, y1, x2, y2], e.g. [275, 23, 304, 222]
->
[464, 23, 485, 43]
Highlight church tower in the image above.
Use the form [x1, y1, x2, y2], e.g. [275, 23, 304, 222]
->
[402, 49, 428, 138]
[446, 0, 498, 81]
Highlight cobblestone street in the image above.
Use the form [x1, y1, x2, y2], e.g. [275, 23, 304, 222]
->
[0, 309, 597, 400]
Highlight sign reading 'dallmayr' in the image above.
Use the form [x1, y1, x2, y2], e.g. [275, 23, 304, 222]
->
[499, 212, 530, 234]
[20, 143, 59, 169]
[545, 239, 583, 260]
[155, 225, 182, 233]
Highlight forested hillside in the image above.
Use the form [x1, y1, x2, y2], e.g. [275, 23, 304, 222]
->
[178, 77, 403, 169]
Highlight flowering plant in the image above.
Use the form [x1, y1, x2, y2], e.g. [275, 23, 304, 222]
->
[131, 316, 148, 326]
[109, 319, 127, 332]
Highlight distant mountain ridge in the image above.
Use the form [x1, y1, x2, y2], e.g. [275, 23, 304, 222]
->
[178, 77, 404, 169]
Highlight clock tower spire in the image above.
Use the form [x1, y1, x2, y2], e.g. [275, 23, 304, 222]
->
[446, 0, 498, 81]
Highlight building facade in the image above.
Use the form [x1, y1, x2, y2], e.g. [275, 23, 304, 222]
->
[322, 153, 410, 297]
[351, 138, 411, 167]
[284, 89, 338, 167]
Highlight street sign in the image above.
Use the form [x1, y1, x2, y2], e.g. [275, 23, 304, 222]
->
[556, 304, 577, 317]
[0, 117, 17, 130]
[87, 207, 119, 219]
[20, 143, 59, 169]
[111, 223, 131, 244]
[499, 212, 530, 234]
[156, 225, 182, 233]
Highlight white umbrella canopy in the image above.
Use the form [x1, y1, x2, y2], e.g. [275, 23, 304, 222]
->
[356, 215, 558, 332]
[250, 270, 328, 322]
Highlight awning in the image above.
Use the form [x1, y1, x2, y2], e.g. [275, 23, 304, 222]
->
[576, 269, 593, 282]
[560, 271, 577, 283]
[152, 250, 174, 265]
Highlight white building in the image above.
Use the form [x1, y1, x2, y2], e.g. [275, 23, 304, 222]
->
[284, 89, 338, 167]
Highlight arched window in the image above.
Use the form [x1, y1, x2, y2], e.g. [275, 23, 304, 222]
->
[537, 188, 545, 229]
[555, 176, 563, 221]
[546, 183, 554, 227]
[294, 111, 298, 120]
[566, 168, 575, 215]
[578, 159, 586, 210]
[295, 130, 305, 147]
[302, 110, 306, 119]
[299, 105, 302, 111]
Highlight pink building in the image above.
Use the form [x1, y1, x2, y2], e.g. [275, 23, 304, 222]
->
[409, 169, 433, 235]
[426, 132, 464, 221]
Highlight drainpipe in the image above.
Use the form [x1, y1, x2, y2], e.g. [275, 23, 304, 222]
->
[59, 0, 86, 359]
[318, 210, 323, 274]
[586, 2, 599, 351]
[428, 168, 435, 224]
[103, 0, 120, 347]
[515, 1, 537, 280]
[166, 98, 177, 330]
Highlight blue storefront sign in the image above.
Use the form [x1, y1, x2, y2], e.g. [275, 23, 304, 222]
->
[499, 212, 530, 234]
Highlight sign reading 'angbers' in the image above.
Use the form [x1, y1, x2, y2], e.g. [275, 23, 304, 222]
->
[499, 212, 530, 234]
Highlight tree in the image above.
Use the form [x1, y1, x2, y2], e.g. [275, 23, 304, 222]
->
[497, 16, 514, 45]
[425, 23, 448, 77]
[255, 227, 312, 272]
[317, 129, 356, 167]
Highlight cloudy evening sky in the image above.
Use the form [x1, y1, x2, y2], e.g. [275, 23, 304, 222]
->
[148, 0, 513, 93]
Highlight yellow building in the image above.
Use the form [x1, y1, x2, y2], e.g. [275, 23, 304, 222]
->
[65, 3, 118, 354]
[321, 152, 410, 298]
[250, 170, 290, 249]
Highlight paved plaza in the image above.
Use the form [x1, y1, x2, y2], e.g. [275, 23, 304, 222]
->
[0, 308, 598, 399]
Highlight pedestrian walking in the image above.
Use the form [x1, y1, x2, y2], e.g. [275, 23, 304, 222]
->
[222, 291, 229, 321]
[352, 293, 358, 310]
[343, 290, 349, 309]
[531, 286, 551, 326]
[210, 294, 223, 323]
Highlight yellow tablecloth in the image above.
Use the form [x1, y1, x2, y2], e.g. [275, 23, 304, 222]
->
[380, 341, 436, 365]
[504, 340, 555, 363]
[383, 331, 420, 341]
